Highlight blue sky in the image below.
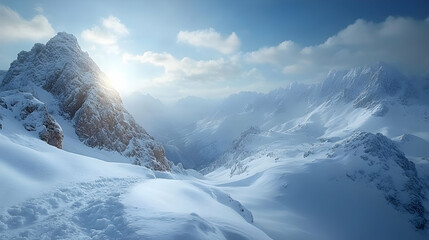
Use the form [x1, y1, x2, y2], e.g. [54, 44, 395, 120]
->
[1, 0, 428, 101]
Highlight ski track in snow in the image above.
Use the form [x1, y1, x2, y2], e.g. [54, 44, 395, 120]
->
[0, 177, 142, 240]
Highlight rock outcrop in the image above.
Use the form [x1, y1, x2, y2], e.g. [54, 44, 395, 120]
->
[0, 90, 63, 148]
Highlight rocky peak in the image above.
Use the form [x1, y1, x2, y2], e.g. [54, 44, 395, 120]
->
[47, 32, 80, 49]
[0, 33, 171, 171]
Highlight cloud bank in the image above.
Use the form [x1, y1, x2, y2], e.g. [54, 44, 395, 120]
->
[123, 52, 241, 83]
[81, 16, 128, 54]
[118, 16, 429, 101]
[0, 5, 55, 43]
[246, 16, 429, 80]
[177, 28, 240, 54]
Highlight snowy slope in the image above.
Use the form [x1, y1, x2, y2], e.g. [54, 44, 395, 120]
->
[196, 64, 429, 238]
[205, 129, 429, 239]
[0, 126, 270, 239]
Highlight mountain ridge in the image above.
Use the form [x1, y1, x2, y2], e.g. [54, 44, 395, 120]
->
[134, 62, 427, 170]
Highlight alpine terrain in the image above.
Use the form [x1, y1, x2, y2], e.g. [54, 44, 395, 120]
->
[0, 32, 428, 240]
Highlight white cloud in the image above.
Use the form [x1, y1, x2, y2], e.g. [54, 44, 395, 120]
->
[102, 16, 129, 35]
[82, 26, 117, 45]
[246, 16, 429, 80]
[81, 15, 128, 54]
[0, 5, 55, 43]
[123, 51, 241, 82]
[246, 41, 299, 65]
[177, 28, 240, 54]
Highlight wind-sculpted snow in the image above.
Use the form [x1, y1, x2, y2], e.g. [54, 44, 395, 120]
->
[0, 32, 170, 170]
[122, 179, 268, 240]
[0, 90, 63, 148]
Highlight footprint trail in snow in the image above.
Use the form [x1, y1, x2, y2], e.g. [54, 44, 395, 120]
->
[0, 177, 142, 240]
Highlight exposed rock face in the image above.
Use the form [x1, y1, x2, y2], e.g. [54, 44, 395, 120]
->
[332, 132, 428, 230]
[0, 90, 63, 148]
[39, 113, 63, 149]
[0, 32, 170, 171]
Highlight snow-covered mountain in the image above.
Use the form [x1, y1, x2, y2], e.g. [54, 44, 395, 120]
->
[197, 64, 429, 238]
[122, 63, 429, 238]
[205, 129, 429, 239]
[137, 63, 428, 171]
[0, 33, 170, 171]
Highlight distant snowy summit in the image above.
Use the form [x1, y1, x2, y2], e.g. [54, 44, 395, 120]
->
[0, 32, 171, 171]
[161, 61, 429, 170]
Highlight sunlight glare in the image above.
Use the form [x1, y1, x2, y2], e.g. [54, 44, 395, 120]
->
[105, 70, 126, 93]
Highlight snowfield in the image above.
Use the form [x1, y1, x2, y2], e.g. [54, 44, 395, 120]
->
[0, 129, 270, 239]
[1, 117, 428, 239]
[205, 131, 429, 239]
